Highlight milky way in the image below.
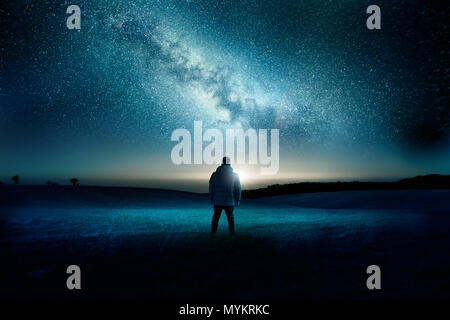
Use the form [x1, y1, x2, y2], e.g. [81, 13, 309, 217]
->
[0, 0, 449, 188]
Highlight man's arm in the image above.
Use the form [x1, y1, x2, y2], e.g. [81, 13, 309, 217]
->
[234, 174, 241, 206]
[209, 173, 215, 205]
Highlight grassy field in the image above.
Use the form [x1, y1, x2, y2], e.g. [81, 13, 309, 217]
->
[1, 186, 449, 300]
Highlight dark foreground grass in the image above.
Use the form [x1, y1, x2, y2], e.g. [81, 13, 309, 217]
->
[2, 224, 450, 300]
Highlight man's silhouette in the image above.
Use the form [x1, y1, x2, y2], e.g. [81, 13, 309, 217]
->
[209, 156, 241, 236]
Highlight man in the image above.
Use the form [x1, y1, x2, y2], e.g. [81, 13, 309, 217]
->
[209, 156, 241, 237]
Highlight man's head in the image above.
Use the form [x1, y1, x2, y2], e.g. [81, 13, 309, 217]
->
[222, 156, 231, 165]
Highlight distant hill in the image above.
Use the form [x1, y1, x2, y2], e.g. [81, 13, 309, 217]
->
[0, 185, 208, 208]
[1, 175, 449, 206]
[242, 174, 450, 198]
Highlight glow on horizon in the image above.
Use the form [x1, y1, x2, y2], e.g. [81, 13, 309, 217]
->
[234, 169, 250, 184]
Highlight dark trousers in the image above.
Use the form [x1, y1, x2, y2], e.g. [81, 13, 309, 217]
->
[211, 205, 235, 235]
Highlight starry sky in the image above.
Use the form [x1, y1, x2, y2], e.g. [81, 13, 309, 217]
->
[0, 0, 449, 191]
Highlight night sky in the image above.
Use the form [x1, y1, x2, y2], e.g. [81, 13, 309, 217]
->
[1, 0, 449, 191]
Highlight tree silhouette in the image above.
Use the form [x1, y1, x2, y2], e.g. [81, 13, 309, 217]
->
[70, 178, 79, 186]
[11, 176, 19, 184]
[47, 181, 52, 186]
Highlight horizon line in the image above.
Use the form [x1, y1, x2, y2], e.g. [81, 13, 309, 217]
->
[1, 173, 448, 193]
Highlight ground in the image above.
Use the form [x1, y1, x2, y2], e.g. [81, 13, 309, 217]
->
[1, 186, 449, 300]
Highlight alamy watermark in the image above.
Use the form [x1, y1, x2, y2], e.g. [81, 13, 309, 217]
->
[170, 121, 279, 175]
[65, 4, 380, 31]
[66, 5, 81, 30]
[66, 265, 81, 290]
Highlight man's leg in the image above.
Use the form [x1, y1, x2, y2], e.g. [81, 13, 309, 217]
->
[224, 206, 235, 235]
[211, 206, 223, 235]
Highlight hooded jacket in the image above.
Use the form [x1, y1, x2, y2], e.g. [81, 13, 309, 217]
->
[209, 164, 241, 206]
